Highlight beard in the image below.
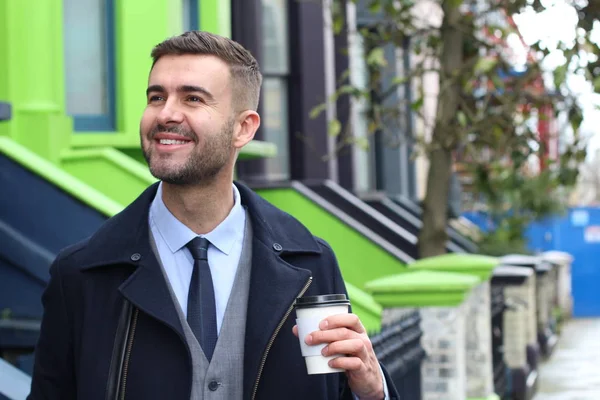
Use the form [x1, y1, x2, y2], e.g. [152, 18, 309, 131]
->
[142, 118, 235, 186]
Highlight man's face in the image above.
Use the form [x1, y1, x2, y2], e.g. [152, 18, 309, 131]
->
[140, 54, 236, 186]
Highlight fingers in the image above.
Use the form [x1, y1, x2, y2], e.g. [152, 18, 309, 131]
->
[328, 356, 363, 371]
[292, 324, 298, 337]
[321, 338, 368, 359]
[320, 313, 366, 334]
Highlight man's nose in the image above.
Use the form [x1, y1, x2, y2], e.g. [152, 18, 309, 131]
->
[157, 100, 184, 126]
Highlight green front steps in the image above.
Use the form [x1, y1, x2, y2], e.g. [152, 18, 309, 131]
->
[60, 147, 156, 208]
[408, 253, 500, 281]
[365, 270, 480, 307]
[255, 186, 408, 290]
[0, 137, 119, 217]
[345, 282, 383, 334]
[62, 140, 277, 208]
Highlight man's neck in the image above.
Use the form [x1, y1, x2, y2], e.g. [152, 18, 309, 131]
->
[161, 178, 235, 235]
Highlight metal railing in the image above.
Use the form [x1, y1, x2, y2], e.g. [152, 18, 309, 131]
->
[371, 310, 426, 400]
[491, 285, 508, 398]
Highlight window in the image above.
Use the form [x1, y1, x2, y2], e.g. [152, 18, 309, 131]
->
[64, 0, 115, 131]
[262, 0, 290, 180]
[349, 32, 377, 193]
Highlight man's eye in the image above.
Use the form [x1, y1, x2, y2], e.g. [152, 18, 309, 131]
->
[187, 96, 202, 102]
[148, 95, 164, 102]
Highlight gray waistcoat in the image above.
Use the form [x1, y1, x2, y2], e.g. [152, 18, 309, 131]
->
[150, 213, 253, 400]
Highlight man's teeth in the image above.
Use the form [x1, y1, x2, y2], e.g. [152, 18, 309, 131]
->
[159, 139, 188, 145]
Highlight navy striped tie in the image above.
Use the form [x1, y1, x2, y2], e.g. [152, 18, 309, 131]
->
[186, 237, 218, 361]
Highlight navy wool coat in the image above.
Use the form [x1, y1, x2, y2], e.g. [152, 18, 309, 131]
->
[27, 182, 399, 400]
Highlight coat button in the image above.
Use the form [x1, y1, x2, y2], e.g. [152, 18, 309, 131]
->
[208, 380, 220, 391]
[272, 243, 283, 252]
[130, 253, 141, 261]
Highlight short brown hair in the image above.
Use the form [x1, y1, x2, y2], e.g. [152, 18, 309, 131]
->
[151, 31, 262, 112]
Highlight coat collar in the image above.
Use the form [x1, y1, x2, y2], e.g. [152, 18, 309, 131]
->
[77, 181, 321, 271]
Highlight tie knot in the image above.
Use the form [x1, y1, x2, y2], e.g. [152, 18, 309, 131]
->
[186, 237, 210, 261]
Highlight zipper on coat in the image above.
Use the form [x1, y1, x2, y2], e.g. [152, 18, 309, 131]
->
[251, 277, 312, 400]
[120, 307, 140, 400]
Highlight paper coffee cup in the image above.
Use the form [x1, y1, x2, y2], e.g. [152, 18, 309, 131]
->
[295, 294, 350, 375]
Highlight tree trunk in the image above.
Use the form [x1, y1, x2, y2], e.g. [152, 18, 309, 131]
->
[418, 1, 464, 258]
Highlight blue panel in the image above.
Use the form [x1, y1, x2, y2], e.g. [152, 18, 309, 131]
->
[526, 208, 600, 317]
[0, 154, 107, 324]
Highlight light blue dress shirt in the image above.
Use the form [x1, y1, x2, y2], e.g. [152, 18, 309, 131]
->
[149, 182, 388, 399]
[149, 182, 246, 333]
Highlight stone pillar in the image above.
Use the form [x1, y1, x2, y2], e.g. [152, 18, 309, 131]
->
[465, 281, 494, 397]
[366, 270, 481, 400]
[419, 306, 467, 400]
[407, 253, 502, 400]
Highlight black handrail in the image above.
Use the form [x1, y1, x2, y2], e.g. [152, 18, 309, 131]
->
[371, 311, 426, 400]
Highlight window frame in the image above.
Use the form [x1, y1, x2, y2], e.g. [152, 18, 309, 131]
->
[261, 0, 292, 181]
[66, 0, 116, 132]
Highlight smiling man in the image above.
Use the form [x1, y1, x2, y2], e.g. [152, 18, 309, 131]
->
[27, 31, 398, 400]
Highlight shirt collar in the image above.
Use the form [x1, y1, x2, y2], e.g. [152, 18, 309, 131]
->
[149, 182, 245, 256]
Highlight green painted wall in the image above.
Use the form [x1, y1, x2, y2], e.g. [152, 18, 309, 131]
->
[256, 188, 407, 289]
[201, 0, 231, 38]
[0, 0, 71, 163]
[0, 0, 274, 207]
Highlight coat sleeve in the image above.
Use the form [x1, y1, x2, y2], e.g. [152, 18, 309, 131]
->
[27, 256, 76, 400]
[317, 238, 401, 400]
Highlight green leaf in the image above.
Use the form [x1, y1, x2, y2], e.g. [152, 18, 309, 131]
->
[594, 75, 600, 93]
[569, 106, 584, 132]
[355, 137, 370, 150]
[410, 97, 424, 111]
[309, 103, 327, 120]
[392, 76, 409, 85]
[553, 64, 568, 88]
[367, 47, 387, 67]
[328, 119, 342, 137]
[368, 1, 381, 13]
[333, 16, 344, 35]
[474, 57, 498, 74]
[457, 111, 467, 127]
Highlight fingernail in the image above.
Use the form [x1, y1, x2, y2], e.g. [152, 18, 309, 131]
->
[305, 334, 313, 345]
[320, 319, 328, 329]
[321, 346, 328, 356]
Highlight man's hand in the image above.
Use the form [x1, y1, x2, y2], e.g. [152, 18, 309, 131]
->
[292, 313, 384, 400]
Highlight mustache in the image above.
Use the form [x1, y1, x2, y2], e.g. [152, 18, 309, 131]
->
[149, 125, 196, 141]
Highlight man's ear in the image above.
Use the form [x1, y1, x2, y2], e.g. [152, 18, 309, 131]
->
[233, 110, 261, 149]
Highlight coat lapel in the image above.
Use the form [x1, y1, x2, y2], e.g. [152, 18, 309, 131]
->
[118, 251, 185, 341]
[242, 237, 312, 399]
[79, 183, 186, 341]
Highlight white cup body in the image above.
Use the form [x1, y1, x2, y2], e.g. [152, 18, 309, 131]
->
[295, 304, 349, 375]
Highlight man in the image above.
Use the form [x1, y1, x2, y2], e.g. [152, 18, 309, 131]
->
[28, 31, 398, 400]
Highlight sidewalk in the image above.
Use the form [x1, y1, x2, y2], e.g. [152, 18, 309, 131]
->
[533, 318, 600, 400]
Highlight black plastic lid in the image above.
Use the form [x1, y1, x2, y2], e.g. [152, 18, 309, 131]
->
[295, 294, 349, 308]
